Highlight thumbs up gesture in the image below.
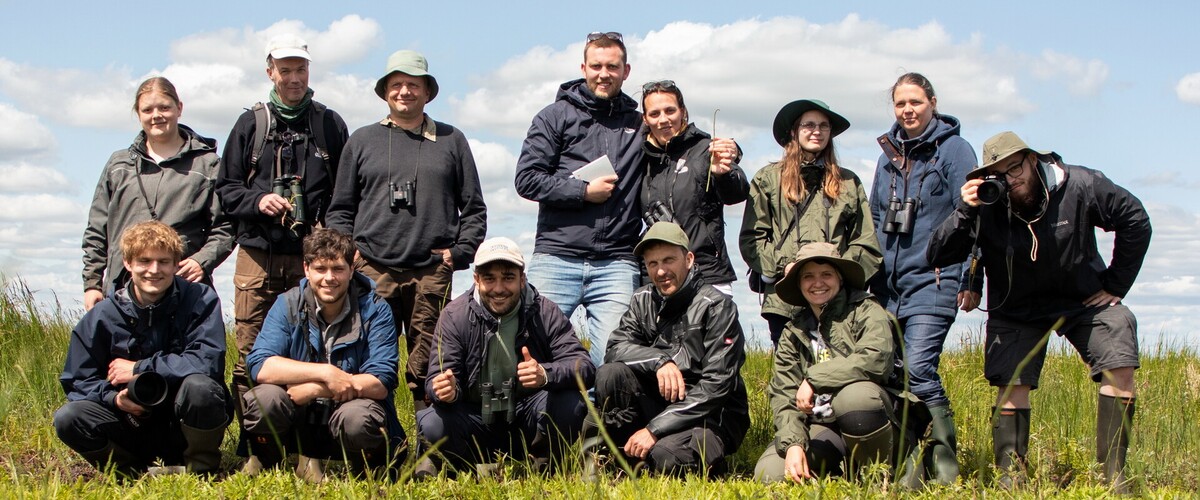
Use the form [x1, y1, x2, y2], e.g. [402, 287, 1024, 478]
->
[517, 346, 547, 389]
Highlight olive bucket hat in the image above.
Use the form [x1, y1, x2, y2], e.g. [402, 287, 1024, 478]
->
[967, 131, 1050, 180]
[374, 50, 440, 102]
[774, 242, 866, 307]
[772, 99, 851, 147]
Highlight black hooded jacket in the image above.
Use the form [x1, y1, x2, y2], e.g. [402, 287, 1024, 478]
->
[640, 123, 749, 284]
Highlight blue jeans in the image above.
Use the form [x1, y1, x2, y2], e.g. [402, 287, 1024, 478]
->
[899, 314, 954, 408]
[526, 253, 639, 367]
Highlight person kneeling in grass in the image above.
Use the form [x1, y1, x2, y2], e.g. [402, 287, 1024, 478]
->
[241, 228, 406, 482]
[419, 237, 594, 476]
[587, 222, 750, 476]
[755, 242, 912, 482]
[54, 221, 232, 476]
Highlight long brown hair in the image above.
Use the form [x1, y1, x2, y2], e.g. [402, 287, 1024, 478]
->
[780, 118, 842, 205]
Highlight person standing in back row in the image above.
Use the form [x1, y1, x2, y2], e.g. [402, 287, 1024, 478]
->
[327, 49, 487, 415]
[514, 31, 644, 367]
[868, 73, 979, 487]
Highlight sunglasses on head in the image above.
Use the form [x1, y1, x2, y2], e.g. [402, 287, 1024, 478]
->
[641, 80, 676, 93]
[586, 31, 624, 43]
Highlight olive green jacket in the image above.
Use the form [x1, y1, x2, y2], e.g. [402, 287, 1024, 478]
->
[767, 289, 897, 454]
[738, 162, 882, 318]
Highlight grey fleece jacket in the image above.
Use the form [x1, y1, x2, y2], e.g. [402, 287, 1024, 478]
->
[83, 125, 234, 293]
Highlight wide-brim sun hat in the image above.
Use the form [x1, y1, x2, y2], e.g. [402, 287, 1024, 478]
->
[774, 242, 866, 307]
[374, 50, 440, 102]
[968, 130, 1051, 180]
[772, 99, 850, 147]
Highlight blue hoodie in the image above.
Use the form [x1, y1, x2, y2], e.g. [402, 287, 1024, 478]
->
[868, 114, 978, 319]
[514, 79, 644, 259]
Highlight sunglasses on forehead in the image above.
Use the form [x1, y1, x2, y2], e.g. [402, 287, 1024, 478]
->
[586, 31, 624, 43]
[641, 80, 676, 93]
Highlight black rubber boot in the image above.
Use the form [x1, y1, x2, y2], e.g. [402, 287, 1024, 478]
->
[78, 441, 142, 476]
[844, 424, 893, 477]
[926, 404, 960, 485]
[992, 407, 1030, 489]
[181, 423, 227, 474]
[1097, 395, 1134, 494]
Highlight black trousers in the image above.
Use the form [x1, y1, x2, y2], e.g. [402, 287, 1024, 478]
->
[590, 363, 729, 475]
[54, 374, 231, 466]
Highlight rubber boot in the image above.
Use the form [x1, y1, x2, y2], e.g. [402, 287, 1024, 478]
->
[992, 407, 1030, 489]
[78, 441, 141, 475]
[180, 423, 226, 474]
[1097, 395, 1134, 494]
[843, 424, 893, 477]
[896, 442, 926, 490]
[926, 404, 960, 485]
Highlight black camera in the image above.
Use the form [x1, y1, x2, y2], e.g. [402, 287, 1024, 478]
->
[125, 371, 169, 409]
[305, 397, 335, 427]
[642, 200, 674, 226]
[977, 174, 1009, 206]
[480, 380, 515, 425]
[882, 197, 917, 235]
[390, 181, 416, 209]
[271, 175, 307, 225]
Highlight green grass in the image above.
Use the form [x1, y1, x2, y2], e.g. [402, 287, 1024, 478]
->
[2, 279, 1198, 498]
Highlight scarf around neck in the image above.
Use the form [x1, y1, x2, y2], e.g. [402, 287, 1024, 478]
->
[269, 88, 314, 122]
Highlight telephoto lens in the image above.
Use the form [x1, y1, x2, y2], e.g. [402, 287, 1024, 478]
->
[977, 174, 1009, 205]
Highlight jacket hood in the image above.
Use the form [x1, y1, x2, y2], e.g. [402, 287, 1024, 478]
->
[130, 124, 217, 158]
[885, 113, 961, 149]
[557, 78, 639, 116]
[642, 123, 709, 160]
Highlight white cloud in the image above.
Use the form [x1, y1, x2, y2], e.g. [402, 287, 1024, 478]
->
[1030, 49, 1109, 96]
[0, 163, 73, 194]
[1175, 72, 1200, 105]
[0, 103, 56, 161]
[451, 16, 1039, 143]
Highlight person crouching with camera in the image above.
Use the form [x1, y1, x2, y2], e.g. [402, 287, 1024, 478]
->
[418, 237, 594, 477]
[55, 221, 232, 476]
[241, 228, 406, 482]
[928, 131, 1152, 492]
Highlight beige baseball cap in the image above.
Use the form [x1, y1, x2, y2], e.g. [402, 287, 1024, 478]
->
[473, 237, 524, 268]
[265, 34, 311, 61]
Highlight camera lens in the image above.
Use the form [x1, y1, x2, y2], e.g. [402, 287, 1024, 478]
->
[977, 177, 1007, 205]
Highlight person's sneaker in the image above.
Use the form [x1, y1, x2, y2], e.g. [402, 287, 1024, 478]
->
[145, 465, 187, 476]
[413, 457, 438, 480]
[240, 455, 265, 476]
[295, 456, 326, 483]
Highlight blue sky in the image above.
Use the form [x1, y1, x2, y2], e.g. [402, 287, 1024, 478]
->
[1, 2, 1197, 349]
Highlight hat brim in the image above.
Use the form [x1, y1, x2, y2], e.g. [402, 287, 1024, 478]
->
[374, 70, 440, 102]
[269, 49, 311, 61]
[474, 255, 525, 269]
[774, 255, 866, 306]
[773, 100, 850, 147]
[634, 237, 687, 257]
[968, 148, 1052, 180]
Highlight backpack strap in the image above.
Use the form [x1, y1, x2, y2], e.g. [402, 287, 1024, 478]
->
[248, 102, 274, 182]
[307, 101, 333, 181]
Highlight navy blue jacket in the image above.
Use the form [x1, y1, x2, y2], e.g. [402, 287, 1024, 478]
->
[426, 284, 595, 407]
[869, 114, 978, 319]
[514, 79, 644, 259]
[929, 157, 1152, 325]
[247, 272, 403, 447]
[60, 277, 226, 408]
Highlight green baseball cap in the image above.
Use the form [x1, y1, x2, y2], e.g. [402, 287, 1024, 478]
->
[375, 50, 440, 102]
[634, 221, 690, 257]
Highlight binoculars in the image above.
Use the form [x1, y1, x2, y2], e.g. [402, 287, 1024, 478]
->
[642, 200, 675, 227]
[976, 175, 1009, 206]
[480, 380, 515, 425]
[390, 181, 416, 209]
[882, 196, 916, 235]
[271, 175, 307, 225]
[305, 398, 336, 427]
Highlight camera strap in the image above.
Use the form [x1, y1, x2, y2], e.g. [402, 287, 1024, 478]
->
[776, 184, 820, 251]
[130, 153, 160, 221]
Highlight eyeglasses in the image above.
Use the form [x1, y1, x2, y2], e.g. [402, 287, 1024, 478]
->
[798, 122, 832, 133]
[995, 156, 1027, 180]
[642, 80, 676, 93]
[586, 31, 624, 43]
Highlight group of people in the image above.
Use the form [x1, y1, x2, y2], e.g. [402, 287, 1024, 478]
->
[54, 30, 1151, 491]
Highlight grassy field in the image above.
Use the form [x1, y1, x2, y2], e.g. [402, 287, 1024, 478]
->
[1, 280, 1198, 498]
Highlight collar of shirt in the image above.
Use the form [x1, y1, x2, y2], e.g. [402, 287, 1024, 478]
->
[380, 114, 437, 142]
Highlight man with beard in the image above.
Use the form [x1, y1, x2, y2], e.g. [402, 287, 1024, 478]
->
[588, 222, 749, 476]
[928, 131, 1152, 491]
[419, 237, 594, 475]
[513, 32, 643, 368]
